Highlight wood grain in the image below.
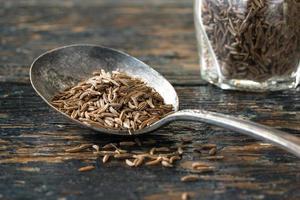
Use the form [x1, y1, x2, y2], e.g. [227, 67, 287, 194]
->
[0, 0, 201, 85]
[1, 82, 300, 199]
[0, 0, 300, 200]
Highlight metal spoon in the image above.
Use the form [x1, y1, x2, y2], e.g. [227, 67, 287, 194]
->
[30, 44, 300, 158]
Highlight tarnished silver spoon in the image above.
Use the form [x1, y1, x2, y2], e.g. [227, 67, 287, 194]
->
[30, 44, 300, 158]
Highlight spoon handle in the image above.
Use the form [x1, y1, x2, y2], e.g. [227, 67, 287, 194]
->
[169, 109, 300, 158]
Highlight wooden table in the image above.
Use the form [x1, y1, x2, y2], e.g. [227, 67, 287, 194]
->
[0, 0, 299, 199]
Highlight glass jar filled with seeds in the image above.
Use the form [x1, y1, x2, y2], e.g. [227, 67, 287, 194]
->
[194, 0, 300, 91]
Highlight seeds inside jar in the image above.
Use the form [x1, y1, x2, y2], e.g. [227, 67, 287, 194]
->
[201, 0, 300, 82]
[51, 70, 174, 133]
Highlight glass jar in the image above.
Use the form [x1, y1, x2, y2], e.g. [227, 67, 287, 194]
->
[194, 0, 300, 91]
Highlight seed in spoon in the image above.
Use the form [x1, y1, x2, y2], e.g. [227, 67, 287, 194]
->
[161, 160, 173, 168]
[134, 157, 144, 167]
[51, 70, 174, 134]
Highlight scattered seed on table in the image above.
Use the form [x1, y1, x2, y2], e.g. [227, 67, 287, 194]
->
[181, 192, 189, 200]
[181, 175, 200, 182]
[161, 160, 173, 168]
[92, 145, 99, 152]
[192, 162, 211, 169]
[177, 147, 183, 155]
[78, 165, 95, 172]
[192, 166, 216, 173]
[150, 148, 156, 155]
[102, 155, 110, 163]
[209, 147, 217, 155]
[97, 150, 116, 156]
[125, 159, 135, 167]
[72, 140, 190, 170]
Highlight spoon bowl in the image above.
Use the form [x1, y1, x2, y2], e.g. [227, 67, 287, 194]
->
[30, 44, 178, 135]
[30, 44, 300, 158]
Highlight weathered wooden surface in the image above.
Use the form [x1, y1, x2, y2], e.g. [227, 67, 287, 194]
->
[0, 1, 300, 200]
